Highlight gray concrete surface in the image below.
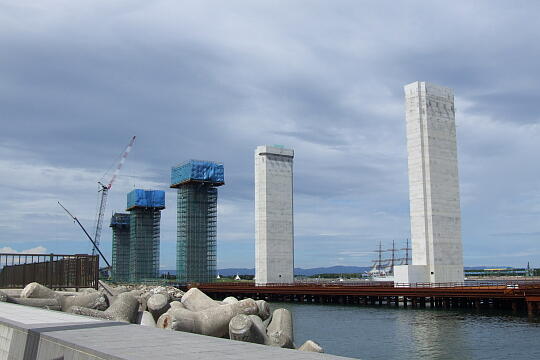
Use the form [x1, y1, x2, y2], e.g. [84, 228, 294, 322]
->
[267, 308, 294, 348]
[137, 311, 157, 327]
[147, 293, 170, 320]
[20, 283, 59, 300]
[181, 288, 220, 311]
[0, 302, 354, 359]
[229, 314, 267, 344]
[395, 81, 464, 284]
[69, 292, 139, 323]
[298, 340, 324, 353]
[60, 292, 107, 312]
[255, 145, 295, 285]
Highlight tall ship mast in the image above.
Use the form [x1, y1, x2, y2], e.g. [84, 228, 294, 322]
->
[367, 239, 411, 280]
[369, 241, 388, 276]
[384, 240, 397, 274]
[400, 238, 412, 265]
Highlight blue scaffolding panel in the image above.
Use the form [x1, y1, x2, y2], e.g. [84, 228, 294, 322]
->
[171, 160, 224, 187]
[127, 189, 165, 210]
[110, 213, 130, 226]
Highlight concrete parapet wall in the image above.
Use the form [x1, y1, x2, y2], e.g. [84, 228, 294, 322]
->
[0, 302, 352, 359]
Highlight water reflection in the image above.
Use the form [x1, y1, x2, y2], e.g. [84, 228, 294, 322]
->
[397, 310, 472, 359]
[272, 302, 540, 360]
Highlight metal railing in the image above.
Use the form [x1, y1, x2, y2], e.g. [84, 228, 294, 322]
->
[394, 281, 540, 289]
[0, 253, 99, 290]
[188, 279, 540, 289]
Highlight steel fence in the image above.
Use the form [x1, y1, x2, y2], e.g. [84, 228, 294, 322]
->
[0, 253, 99, 289]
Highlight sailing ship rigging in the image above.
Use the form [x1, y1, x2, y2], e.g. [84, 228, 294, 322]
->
[367, 239, 411, 280]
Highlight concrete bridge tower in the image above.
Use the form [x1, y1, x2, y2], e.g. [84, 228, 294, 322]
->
[395, 82, 464, 284]
[255, 145, 294, 285]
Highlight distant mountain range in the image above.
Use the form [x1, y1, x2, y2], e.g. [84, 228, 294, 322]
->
[160, 265, 498, 276]
[159, 266, 370, 276]
[217, 266, 372, 276]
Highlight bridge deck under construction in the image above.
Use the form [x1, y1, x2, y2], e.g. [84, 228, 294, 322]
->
[184, 281, 540, 316]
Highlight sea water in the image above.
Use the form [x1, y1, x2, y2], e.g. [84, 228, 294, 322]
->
[272, 302, 540, 360]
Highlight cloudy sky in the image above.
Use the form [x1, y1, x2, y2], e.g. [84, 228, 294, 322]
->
[1, 1, 539, 270]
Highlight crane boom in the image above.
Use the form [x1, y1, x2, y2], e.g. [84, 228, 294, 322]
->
[58, 201, 111, 268]
[92, 136, 136, 255]
[107, 135, 136, 189]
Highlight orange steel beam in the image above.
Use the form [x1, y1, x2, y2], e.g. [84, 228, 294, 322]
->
[189, 283, 540, 300]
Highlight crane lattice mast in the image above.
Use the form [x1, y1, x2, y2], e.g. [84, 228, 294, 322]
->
[92, 136, 136, 255]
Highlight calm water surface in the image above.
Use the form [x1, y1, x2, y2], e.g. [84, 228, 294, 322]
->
[271, 302, 540, 360]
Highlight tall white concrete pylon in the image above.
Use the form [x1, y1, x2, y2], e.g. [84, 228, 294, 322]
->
[394, 82, 464, 285]
[255, 145, 294, 285]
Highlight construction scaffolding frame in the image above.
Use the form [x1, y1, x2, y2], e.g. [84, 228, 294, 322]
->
[171, 160, 223, 284]
[176, 184, 217, 283]
[129, 209, 161, 282]
[110, 213, 130, 282]
[125, 189, 165, 283]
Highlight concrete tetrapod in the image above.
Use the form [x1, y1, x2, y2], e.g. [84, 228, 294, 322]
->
[255, 300, 271, 320]
[69, 292, 139, 323]
[229, 314, 268, 344]
[181, 288, 220, 312]
[157, 308, 196, 332]
[169, 301, 186, 310]
[262, 312, 272, 328]
[249, 315, 270, 343]
[81, 288, 98, 294]
[69, 307, 118, 321]
[222, 296, 239, 305]
[298, 340, 324, 353]
[98, 281, 130, 296]
[0, 289, 22, 297]
[135, 292, 152, 312]
[98, 281, 130, 304]
[147, 293, 170, 321]
[266, 308, 294, 349]
[0, 291, 58, 309]
[54, 290, 84, 296]
[7, 297, 60, 310]
[20, 282, 60, 299]
[137, 311, 157, 327]
[61, 292, 108, 312]
[158, 298, 259, 338]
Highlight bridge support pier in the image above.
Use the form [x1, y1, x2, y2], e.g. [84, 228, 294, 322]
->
[186, 283, 538, 316]
[475, 300, 481, 310]
[527, 301, 539, 317]
[512, 301, 519, 313]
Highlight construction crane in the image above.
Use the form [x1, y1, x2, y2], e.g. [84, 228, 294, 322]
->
[92, 136, 136, 255]
[58, 201, 111, 268]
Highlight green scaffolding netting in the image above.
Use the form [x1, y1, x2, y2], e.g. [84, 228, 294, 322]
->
[176, 183, 217, 283]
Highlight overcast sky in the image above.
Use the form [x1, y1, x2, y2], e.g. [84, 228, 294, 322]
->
[1, 1, 539, 269]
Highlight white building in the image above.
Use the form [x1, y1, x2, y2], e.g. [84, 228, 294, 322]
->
[394, 82, 464, 285]
[255, 145, 294, 285]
